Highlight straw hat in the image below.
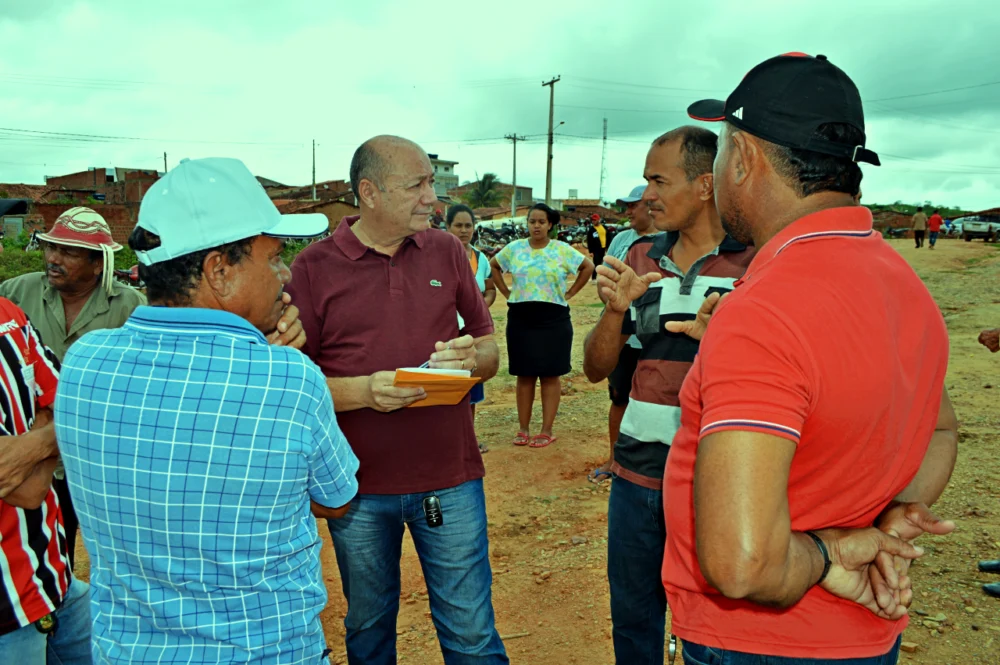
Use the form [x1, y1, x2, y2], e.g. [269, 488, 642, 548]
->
[37, 207, 122, 292]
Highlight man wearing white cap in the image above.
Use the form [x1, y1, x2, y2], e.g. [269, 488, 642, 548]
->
[588, 185, 661, 485]
[53, 158, 360, 664]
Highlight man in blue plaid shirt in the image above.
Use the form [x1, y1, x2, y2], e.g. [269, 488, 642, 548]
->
[54, 157, 360, 664]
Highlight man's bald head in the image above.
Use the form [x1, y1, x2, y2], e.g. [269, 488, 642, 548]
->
[349, 135, 425, 200]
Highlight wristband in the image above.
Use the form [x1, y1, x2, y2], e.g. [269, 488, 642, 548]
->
[805, 531, 831, 584]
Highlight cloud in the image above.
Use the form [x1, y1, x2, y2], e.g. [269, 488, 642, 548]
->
[0, 0, 996, 209]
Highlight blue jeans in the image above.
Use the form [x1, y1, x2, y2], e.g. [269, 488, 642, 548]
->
[682, 637, 902, 664]
[328, 478, 508, 665]
[928, 231, 939, 246]
[0, 575, 92, 664]
[608, 475, 667, 665]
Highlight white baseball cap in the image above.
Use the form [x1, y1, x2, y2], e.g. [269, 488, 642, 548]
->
[135, 157, 328, 266]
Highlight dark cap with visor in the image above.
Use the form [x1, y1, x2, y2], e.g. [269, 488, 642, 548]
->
[688, 52, 880, 166]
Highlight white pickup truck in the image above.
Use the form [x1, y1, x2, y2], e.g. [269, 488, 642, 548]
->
[959, 215, 1000, 242]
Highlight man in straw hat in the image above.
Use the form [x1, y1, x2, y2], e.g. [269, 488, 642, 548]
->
[0, 207, 146, 570]
[0, 207, 146, 362]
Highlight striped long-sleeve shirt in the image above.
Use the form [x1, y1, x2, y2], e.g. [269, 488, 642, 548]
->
[614, 233, 755, 489]
[0, 297, 66, 636]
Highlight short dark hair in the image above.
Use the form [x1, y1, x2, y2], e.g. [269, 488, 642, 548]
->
[762, 123, 864, 198]
[933, 209, 939, 214]
[653, 126, 718, 181]
[129, 227, 255, 305]
[446, 204, 476, 226]
[528, 203, 560, 228]
[349, 139, 389, 200]
[917, 206, 924, 212]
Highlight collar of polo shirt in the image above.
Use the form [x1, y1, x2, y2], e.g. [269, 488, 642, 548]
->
[736, 206, 874, 287]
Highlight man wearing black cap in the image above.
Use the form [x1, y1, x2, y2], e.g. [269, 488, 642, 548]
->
[664, 53, 958, 663]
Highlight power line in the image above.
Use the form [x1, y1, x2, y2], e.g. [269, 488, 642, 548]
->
[557, 104, 686, 115]
[562, 83, 701, 101]
[0, 126, 302, 147]
[555, 133, 652, 144]
[865, 78, 1000, 103]
[879, 152, 1000, 172]
[868, 103, 1000, 135]
[567, 75, 722, 94]
[874, 94, 1000, 113]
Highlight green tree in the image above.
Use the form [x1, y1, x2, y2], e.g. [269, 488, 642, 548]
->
[463, 173, 503, 209]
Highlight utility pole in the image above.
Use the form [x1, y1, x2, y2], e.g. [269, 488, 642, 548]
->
[542, 76, 560, 206]
[504, 134, 525, 221]
[163, 152, 167, 173]
[599, 117, 608, 203]
[311, 140, 317, 200]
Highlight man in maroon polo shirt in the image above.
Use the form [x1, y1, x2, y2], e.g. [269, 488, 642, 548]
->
[287, 135, 508, 665]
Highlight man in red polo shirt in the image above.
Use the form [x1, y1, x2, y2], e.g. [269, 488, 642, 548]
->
[666, 53, 959, 663]
[287, 135, 508, 664]
[927, 209, 944, 249]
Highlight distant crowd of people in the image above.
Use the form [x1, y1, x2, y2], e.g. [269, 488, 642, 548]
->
[0, 51, 988, 665]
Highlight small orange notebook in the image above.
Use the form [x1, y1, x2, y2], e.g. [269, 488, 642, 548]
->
[393, 368, 481, 408]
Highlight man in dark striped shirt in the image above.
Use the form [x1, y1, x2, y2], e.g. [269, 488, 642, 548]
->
[0, 297, 91, 663]
[583, 126, 754, 664]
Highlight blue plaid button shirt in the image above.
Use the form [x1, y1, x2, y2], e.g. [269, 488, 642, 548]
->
[55, 306, 359, 664]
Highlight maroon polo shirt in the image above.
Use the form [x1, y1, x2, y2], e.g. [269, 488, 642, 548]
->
[287, 216, 494, 495]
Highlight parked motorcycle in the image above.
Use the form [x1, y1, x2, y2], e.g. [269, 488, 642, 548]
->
[114, 265, 144, 290]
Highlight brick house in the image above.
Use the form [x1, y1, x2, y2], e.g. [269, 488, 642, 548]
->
[44, 167, 161, 205]
[471, 205, 535, 221]
[274, 197, 360, 232]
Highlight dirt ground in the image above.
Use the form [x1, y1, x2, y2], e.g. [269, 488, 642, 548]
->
[73, 237, 1000, 664]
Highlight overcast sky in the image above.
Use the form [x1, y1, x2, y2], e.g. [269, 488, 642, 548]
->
[1, 0, 998, 211]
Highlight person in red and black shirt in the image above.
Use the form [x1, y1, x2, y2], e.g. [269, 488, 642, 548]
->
[0, 297, 92, 662]
[666, 53, 959, 664]
[583, 126, 754, 665]
[287, 135, 508, 664]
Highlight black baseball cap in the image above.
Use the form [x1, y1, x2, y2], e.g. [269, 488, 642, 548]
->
[688, 52, 880, 166]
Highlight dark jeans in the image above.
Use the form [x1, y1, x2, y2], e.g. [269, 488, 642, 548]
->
[928, 231, 939, 246]
[914, 230, 925, 247]
[592, 249, 606, 279]
[608, 475, 667, 665]
[682, 637, 902, 665]
[327, 479, 508, 665]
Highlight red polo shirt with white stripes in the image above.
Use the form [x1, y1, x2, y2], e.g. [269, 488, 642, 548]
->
[0, 297, 67, 636]
[662, 206, 949, 658]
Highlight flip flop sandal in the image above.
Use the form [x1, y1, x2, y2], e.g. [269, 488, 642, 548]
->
[478, 442, 490, 453]
[529, 434, 557, 448]
[512, 432, 530, 446]
[588, 469, 612, 485]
